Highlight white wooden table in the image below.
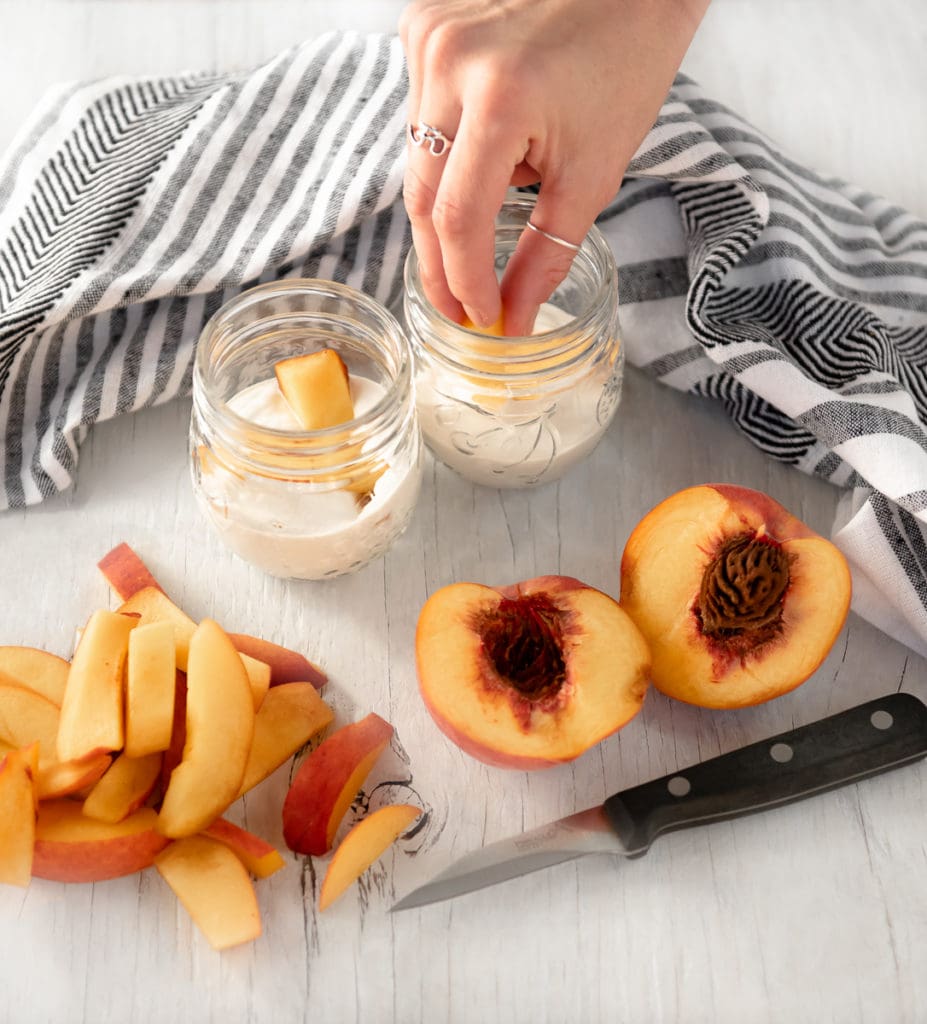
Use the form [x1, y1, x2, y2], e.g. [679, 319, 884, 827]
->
[2, 3, 926, 1022]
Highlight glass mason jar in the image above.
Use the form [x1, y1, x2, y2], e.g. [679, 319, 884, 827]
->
[190, 280, 423, 580]
[403, 193, 622, 488]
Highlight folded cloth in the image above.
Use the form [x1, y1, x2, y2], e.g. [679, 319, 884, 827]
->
[1, 33, 926, 653]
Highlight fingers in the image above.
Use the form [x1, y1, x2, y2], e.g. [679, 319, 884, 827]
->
[401, 2, 466, 322]
[500, 185, 605, 336]
[404, 144, 465, 324]
[403, 98, 464, 323]
[430, 108, 526, 327]
[401, 1, 529, 328]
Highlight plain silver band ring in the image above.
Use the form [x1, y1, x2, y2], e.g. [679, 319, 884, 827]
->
[409, 122, 453, 157]
[526, 219, 582, 252]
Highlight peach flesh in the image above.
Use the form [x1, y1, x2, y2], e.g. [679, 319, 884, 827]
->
[417, 577, 651, 769]
[619, 483, 851, 708]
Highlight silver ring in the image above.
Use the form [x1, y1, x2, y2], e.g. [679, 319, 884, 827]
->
[409, 121, 453, 157]
[526, 219, 582, 252]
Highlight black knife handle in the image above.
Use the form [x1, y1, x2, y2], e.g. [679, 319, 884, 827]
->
[603, 693, 927, 854]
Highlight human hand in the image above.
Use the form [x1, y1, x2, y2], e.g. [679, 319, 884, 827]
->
[400, 0, 709, 336]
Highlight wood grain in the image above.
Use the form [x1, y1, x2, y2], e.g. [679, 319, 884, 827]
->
[1, 2, 926, 1022]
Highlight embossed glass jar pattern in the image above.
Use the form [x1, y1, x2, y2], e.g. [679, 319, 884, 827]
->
[191, 280, 423, 580]
[404, 194, 622, 489]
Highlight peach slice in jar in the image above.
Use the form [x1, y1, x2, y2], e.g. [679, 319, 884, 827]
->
[274, 348, 355, 430]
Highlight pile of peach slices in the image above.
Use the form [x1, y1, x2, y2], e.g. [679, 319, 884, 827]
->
[417, 483, 852, 769]
[1, 481, 853, 944]
[0, 543, 418, 950]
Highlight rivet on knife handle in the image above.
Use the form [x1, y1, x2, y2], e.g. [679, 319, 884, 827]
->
[603, 693, 927, 855]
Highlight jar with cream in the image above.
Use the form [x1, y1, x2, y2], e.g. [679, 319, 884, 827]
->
[403, 194, 622, 488]
[190, 280, 422, 579]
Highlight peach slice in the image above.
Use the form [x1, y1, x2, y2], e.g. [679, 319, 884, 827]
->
[461, 311, 505, 336]
[82, 752, 162, 824]
[155, 836, 262, 950]
[97, 542, 166, 601]
[416, 575, 650, 770]
[274, 348, 354, 430]
[0, 646, 70, 706]
[36, 753, 112, 800]
[57, 609, 137, 762]
[116, 587, 269, 709]
[0, 683, 61, 768]
[227, 633, 328, 690]
[319, 803, 421, 911]
[203, 818, 286, 879]
[237, 682, 334, 798]
[125, 620, 176, 757]
[158, 620, 255, 838]
[282, 713, 393, 856]
[158, 670, 188, 800]
[33, 801, 169, 882]
[98, 543, 328, 689]
[0, 745, 39, 887]
[619, 483, 852, 708]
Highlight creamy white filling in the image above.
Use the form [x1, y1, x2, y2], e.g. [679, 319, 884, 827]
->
[228, 374, 384, 432]
[199, 375, 421, 578]
[414, 302, 620, 487]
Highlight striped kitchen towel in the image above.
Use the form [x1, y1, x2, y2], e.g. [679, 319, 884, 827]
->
[2, 33, 927, 656]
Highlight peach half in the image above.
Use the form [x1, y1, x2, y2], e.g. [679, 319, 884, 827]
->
[619, 483, 852, 709]
[415, 575, 651, 770]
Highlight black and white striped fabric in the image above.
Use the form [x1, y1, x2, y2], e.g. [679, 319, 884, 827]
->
[2, 33, 927, 655]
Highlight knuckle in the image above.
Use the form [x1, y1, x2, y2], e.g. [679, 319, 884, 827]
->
[535, 256, 574, 294]
[431, 195, 472, 243]
[423, 20, 466, 69]
[397, 4, 418, 45]
[402, 168, 438, 221]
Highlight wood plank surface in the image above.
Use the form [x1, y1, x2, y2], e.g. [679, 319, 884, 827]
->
[1, 2, 926, 1022]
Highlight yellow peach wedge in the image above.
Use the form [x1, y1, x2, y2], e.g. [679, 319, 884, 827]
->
[203, 818, 286, 879]
[82, 752, 163, 824]
[274, 348, 354, 430]
[57, 609, 137, 762]
[237, 682, 333, 798]
[155, 836, 262, 951]
[0, 683, 61, 769]
[33, 800, 169, 882]
[116, 587, 269, 709]
[319, 804, 422, 911]
[125, 620, 176, 757]
[157, 619, 255, 838]
[0, 745, 39, 887]
[0, 646, 70, 706]
[282, 713, 393, 856]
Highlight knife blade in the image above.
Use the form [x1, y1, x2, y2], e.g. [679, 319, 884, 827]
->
[391, 692, 927, 912]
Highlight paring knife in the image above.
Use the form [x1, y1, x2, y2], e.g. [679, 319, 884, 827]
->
[391, 692, 927, 912]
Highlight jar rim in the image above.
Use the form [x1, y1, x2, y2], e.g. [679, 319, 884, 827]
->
[403, 192, 618, 353]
